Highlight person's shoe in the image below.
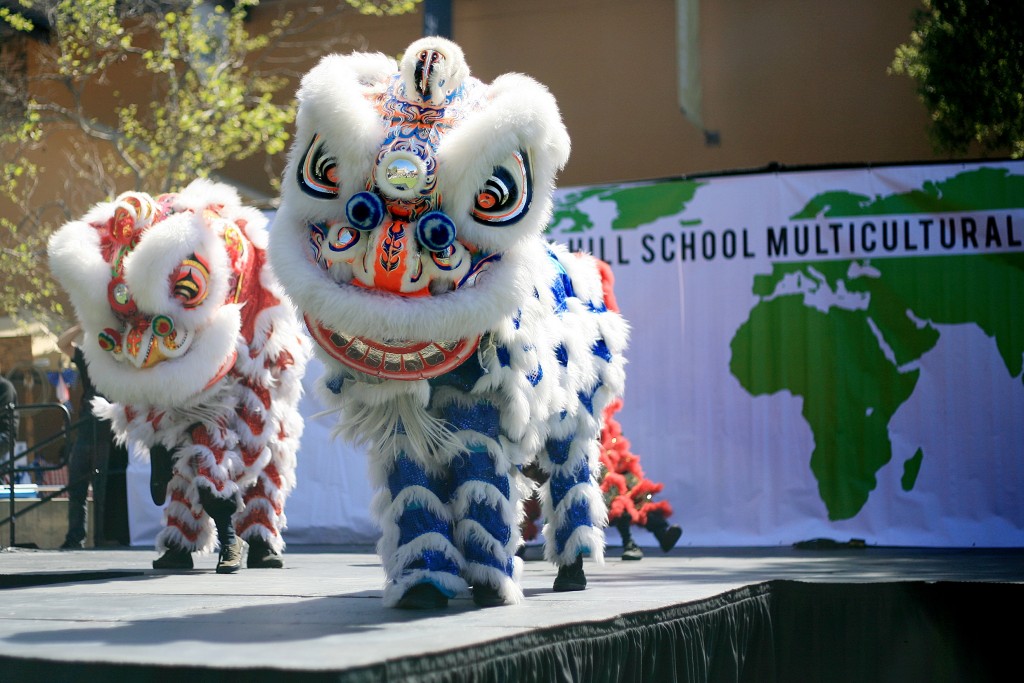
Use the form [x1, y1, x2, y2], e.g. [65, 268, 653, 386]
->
[645, 510, 683, 553]
[197, 487, 242, 574]
[396, 582, 449, 609]
[59, 539, 85, 550]
[621, 539, 644, 561]
[215, 537, 243, 574]
[246, 537, 284, 569]
[472, 583, 507, 608]
[152, 546, 193, 570]
[552, 554, 587, 592]
[656, 525, 682, 552]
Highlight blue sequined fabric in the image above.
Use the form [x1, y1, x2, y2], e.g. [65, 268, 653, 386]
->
[577, 386, 595, 415]
[405, 550, 461, 580]
[443, 400, 501, 440]
[463, 536, 515, 576]
[591, 338, 612, 362]
[387, 454, 459, 580]
[451, 450, 511, 498]
[545, 435, 573, 465]
[325, 373, 344, 394]
[387, 454, 449, 499]
[547, 249, 574, 313]
[548, 461, 590, 510]
[555, 498, 593, 555]
[397, 504, 452, 546]
[452, 449, 514, 578]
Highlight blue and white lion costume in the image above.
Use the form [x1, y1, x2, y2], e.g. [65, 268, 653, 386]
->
[269, 38, 628, 607]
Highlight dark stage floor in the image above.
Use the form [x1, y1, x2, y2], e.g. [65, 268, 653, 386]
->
[1, 544, 1022, 682]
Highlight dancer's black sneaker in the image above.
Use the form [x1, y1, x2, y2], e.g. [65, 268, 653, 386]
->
[246, 537, 284, 569]
[656, 525, 683, 553]
[645, 511, 683, 553]
[396, 582, 449, 609]
[621, 540, 644, 561]
[152, 546, 193, 570]
[552, 554, 587, 592]
[472, 583, 506, 607]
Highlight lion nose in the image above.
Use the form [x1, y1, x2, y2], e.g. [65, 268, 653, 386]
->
[369, 217, 426, 296]
[346, 191, 459, 298]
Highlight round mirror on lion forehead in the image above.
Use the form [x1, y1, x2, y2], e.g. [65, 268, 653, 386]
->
[379, 155, 423, 196]
[112, 281, 131, 306]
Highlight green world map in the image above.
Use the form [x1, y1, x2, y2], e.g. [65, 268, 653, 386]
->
[552, 168, 1024, 521]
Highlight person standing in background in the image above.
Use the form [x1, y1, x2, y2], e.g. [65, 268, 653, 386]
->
[0, 360, 18, 464]
[58, 325, 129, 549]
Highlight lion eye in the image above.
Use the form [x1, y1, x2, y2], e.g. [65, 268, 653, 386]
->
[471, 150, 532, 226]
[297, 133, 339, 199]
[172, 253, 211, 308]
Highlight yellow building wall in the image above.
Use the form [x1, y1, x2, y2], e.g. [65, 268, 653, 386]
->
[233, 0, 947, 190]
[2, 1, 987, 252]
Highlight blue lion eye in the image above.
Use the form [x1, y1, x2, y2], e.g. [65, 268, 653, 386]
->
[345, 191, 384, 231]
[416, 211, 457, 252]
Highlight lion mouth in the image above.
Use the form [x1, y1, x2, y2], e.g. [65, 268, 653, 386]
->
[99, 317, 195, 369]
[304, 314, 479, 380]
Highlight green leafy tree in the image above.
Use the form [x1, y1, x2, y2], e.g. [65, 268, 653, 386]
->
[348, 0, 421, 15]
[0, 0, 419, 327]
[890, 0, 1024, 159]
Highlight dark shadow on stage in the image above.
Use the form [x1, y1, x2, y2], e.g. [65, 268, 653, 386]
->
[3, 591, 482, 647]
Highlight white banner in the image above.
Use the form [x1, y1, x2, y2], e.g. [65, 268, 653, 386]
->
[129, 161, 1024, 549]
[548, 160, 1024, 547]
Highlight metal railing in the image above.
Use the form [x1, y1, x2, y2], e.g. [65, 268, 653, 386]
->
[1, 402, 73, 548]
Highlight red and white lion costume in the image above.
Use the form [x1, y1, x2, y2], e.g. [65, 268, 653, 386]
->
[48, 179, 310, 572]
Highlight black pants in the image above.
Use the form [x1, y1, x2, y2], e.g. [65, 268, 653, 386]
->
[64, 416, 113, 547]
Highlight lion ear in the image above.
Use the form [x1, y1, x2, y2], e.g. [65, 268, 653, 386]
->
[286, 52, 396, 212]
[122, 209, 230, 322]
[436, 72, 570, 255]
